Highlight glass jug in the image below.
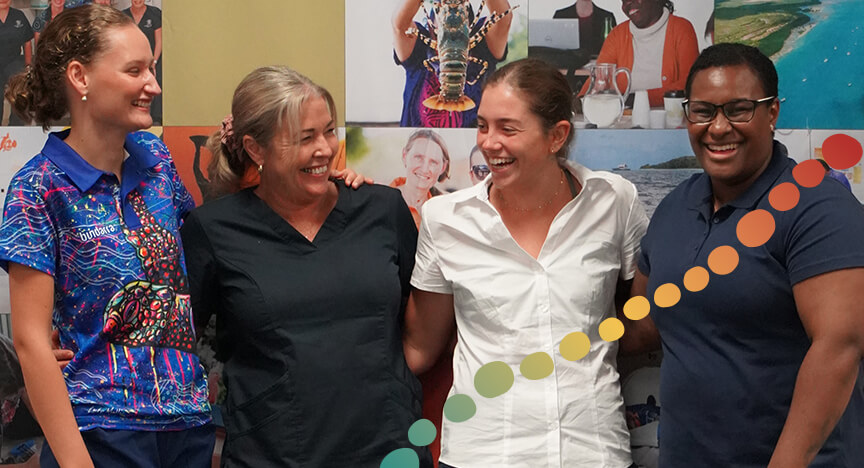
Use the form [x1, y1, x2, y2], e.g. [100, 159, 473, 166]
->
[582, 63, 632, 128]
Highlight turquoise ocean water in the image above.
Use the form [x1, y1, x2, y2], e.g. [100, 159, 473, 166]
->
[775, 0, 864, 129]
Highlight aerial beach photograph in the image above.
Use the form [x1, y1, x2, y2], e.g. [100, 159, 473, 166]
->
[717, 0, 864, 129]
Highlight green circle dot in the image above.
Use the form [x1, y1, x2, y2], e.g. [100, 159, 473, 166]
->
[519, 352, 554, 380]
[407, 419, 436, 447]
[443, 394, 477, 423]
[379, 448, 419, 468]
[474, 361, 514, 398]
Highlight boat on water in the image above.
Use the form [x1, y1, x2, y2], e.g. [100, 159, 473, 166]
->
[613, 163, 630, 171]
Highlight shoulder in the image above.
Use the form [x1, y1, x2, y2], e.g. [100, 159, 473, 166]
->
[574, 163, 639, 201]
[340, 183, 407, 210]
[669, 15, 697, 34]
[188, 190, 248, 223]
[420, 185, 482, 222]
[6, 154, 59, 194]
[553, 5, 576, 18]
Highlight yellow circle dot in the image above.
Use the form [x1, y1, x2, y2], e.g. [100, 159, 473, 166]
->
[654, 283, 681, 308]
[683, 266, 709, 292]
[520, 352, 554, 380]
[598, 318, 624, 342]
[623, 296, 650, 320]
[559, 332, 591, 361]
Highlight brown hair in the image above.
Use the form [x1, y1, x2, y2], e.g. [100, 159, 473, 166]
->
[482, 58, 574, 159]
[402, 129, 451, 182]
[3, 4, 133, 130]
[206, 66, 337, 196]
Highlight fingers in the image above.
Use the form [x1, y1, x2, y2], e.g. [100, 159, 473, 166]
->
[52, 348, 74, 369]
[330, 169, 374, 189]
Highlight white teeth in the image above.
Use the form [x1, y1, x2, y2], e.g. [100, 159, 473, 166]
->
[708, 143, 738, 152]
[133, 100, 151, 108]
[302, 166, 328, 175]
[489, 158, 514, 166]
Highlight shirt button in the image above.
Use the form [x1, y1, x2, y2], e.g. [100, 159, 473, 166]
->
[712, 217, 720, 223]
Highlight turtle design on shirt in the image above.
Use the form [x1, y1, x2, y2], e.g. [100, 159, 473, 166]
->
[101, 191, 195, 351]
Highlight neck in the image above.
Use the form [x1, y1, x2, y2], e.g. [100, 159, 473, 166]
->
[493, 161, 566, 212]
[256, 179, 337, 223]
[399, 182, 429, 208]
[131, 4, 145, 14]
[65, 123, 128, 180]
[576, 0, 593, 17]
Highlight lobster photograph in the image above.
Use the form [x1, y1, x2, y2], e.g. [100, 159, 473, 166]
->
[344, 0, 527, 128]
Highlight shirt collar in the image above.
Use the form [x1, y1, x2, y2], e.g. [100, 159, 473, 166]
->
[686, 140, 791, 212]
[42, 129, 162, 192]
[460, 159, 603, 206]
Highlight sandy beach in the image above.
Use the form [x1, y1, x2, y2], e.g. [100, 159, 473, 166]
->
[771, 4, 826, 62]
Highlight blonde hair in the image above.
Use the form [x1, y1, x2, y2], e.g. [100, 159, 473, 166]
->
[207, 66, 336, 196]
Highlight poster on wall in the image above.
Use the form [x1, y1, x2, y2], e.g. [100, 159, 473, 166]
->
[0, 127, 56, 327]
[1, 0, 163, 127]
[527, 0, 714, 130]
[716, 0, 864, 130]
[345, 0, 529, 128]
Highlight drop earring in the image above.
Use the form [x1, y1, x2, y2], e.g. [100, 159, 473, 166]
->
[81, 94, 88, 102]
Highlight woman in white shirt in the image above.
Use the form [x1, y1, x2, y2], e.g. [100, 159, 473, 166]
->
[404, 57, 648, 468]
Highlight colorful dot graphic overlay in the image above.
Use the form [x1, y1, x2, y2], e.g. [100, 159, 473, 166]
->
[380, 136, 862, 467]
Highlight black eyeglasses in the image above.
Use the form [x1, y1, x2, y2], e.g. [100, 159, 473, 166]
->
[471, 164, 490, 179]
[683, 96, 776, 124]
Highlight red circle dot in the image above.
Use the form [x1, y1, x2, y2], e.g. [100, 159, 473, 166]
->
[822, 133, 863, 170]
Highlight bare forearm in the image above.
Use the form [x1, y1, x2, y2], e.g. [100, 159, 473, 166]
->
[17, 345, 92, 467]
[483, 0, 512, 59]
[392, 0, 421, 61]
[768, 340, 861, 468]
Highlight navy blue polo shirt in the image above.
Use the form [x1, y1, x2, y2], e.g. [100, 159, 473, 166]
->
[639, 141, 864, 467]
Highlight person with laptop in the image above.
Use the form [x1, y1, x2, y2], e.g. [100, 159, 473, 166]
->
[580, 0, 698, 107]
[553, 0, 617, 58]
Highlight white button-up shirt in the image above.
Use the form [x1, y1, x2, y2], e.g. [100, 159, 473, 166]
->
[412, 161, 648, 468]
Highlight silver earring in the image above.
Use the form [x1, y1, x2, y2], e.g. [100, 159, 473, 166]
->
[81, 94, 87, 102]
[257, 164, 263, 174]
[770, 124, 775, 131]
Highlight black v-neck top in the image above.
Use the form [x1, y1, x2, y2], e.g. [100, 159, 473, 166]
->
[181, 183, 430, 467]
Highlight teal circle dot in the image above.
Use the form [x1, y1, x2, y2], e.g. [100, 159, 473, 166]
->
[443, 394, 477, 423]
[407, 419, 437, 447]
[379, 448, 419, 468]
[474, 361, 514, 398]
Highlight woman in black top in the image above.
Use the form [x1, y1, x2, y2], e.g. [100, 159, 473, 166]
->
[0, 1, 33, 125]
[181, 66, 430, 467]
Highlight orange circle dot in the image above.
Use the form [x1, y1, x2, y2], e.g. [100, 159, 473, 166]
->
[707, 245, 739, 275]
[768, 182, 800, 211]
[623, 296, 650, 320]
[654, 283, 681, 308]
[736, 209, 775, 248]
[822, 133, 863, 170]
[792, 159, 825, 188]
[683, 266, 709, 292]
[598, 318, 625, 342]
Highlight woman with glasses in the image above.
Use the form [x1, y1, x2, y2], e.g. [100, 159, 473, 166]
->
[631, 43, 864, 467]
[468, 145, 490, 185]
[404, 57, 648, 468]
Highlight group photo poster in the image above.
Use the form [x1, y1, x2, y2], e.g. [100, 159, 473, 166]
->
[1, 0, 163, 127]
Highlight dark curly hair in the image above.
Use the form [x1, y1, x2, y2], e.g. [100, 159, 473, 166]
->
[685, 43, 778, 98]
[3, 4, 133, 130]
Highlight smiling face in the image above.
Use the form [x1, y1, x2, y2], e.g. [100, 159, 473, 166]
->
[403, 137, 446, 191]
[621, 0, 664, 29]
[78, 24, 159, 133]
[476, 83, 560, 191]
[687, 65, 779, 199]
[258, 95, 339, 204]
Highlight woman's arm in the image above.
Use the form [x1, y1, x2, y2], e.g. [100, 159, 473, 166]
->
[392, 0, 422, 63]
[483, 0, 513, 60]
[153, 27, 162, 64]
[403, 289, 457, 375]
[9, 263, 93, 468]
[767, 268, 864, 468]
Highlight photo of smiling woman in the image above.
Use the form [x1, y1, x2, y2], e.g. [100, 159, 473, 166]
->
[390, 129, 451, 227]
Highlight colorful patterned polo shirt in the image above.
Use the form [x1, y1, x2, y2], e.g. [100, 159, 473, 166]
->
[0, 130, 210, 431]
